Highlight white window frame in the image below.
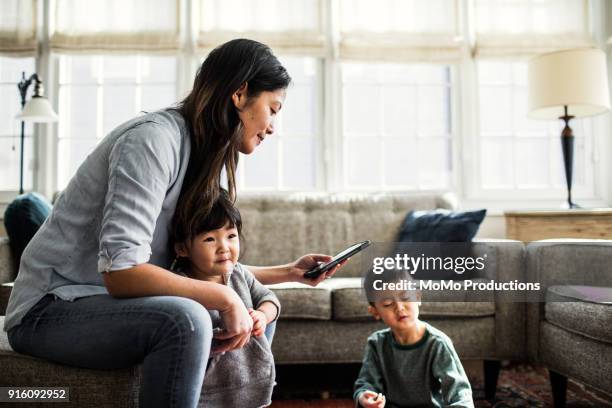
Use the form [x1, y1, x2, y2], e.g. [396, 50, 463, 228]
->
[0, 0, 609, 215]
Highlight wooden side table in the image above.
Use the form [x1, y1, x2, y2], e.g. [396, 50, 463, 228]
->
[504, 209, 612, 242]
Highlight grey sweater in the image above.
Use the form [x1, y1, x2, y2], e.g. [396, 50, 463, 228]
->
[354, 323, 474, 408]
[198, 262, 281, 408]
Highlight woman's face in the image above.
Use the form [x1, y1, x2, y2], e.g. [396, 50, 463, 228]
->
[233, 86, 286, 155]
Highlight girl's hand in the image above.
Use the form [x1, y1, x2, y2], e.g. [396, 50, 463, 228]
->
[290, 254, 349, 287]
[214, 291, 253, 353]
[358, 391, 386, 408]
[248, 308, 267, 337]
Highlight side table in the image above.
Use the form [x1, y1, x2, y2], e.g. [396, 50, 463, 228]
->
[504, 209, 612, 241]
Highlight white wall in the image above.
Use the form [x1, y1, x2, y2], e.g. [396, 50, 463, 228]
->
[475, 214, 506, 239]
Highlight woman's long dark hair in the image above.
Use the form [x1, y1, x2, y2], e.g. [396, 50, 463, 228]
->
[174, 39, 291, 240]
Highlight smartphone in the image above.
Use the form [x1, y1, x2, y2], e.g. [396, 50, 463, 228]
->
[303, 240, 371, 279]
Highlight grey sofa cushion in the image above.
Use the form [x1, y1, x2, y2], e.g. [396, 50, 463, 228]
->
[271, 317, 496, 364]
[322, 277, 495, 321]
[545, 286, 612, 344]
[0, 317, 139, 407]
[268, 283, 332, 320]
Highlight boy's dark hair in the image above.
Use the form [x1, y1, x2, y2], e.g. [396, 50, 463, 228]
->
[363, 268, 417, 306]
[171, 188, 243, 253]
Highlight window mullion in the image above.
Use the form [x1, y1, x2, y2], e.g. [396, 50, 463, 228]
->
[323, 0, 341, 191]
[35, 0, 57, 199]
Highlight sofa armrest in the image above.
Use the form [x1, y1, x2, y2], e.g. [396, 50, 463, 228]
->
[0, 282, 13, 316]
[0, 237, 16, 285]
[477, 239, 526, 360]
[525, 239, 612, 362]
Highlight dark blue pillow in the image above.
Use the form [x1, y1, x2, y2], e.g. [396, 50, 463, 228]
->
[4, 192, 52, 267]
[398, 209, 487, 242]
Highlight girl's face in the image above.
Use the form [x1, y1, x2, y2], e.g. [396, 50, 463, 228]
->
[177, 223, 240, 279]
[233, 85, 286, 155]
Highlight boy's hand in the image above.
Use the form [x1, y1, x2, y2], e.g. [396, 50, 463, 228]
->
[248, 308, 267, 337]
[359, 390, 386, 408]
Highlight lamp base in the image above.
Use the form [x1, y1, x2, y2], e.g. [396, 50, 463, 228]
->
[561, 201, 581, 210]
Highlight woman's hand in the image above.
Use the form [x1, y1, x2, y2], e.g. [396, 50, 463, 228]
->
[248, 308, 267, 337]
[213, 290, 253, 353]
[290, 254, 349, 286]
[358, 391, 386, 408]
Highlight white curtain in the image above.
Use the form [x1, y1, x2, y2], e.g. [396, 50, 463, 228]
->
[196, 0, 325, 56]
[339, 0, 463, 63]
[50, 0, 180, 54]
[474, 0, 593, 58]
[0, 0, 37, 56]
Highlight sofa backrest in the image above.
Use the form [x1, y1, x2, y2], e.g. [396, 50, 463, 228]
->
[236, 192, 457, 278]
[0, 192, 457, 282]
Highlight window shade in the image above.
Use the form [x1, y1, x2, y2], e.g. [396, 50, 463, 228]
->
[0, 0, 37, 56]
[339, 0, 463, 63]
[474, 0, 593, 58]
[196, 0, 325, 56]
[50, 0, 180, 54]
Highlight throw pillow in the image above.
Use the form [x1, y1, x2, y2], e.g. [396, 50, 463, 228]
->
[398, 209, 487, 242]
[4, 192, 52, 267]
[396, 209, 487, 280]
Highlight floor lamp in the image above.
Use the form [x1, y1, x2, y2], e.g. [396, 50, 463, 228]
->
[527, 48, 610, 209]
[15, 72, 58, 194]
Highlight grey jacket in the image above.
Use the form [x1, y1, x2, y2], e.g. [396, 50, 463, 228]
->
[201, 262, 281, 408]
[4, 109, 190, 331]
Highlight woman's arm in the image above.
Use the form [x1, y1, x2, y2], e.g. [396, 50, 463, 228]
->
[104, 263, 253, 353]
[246, 263, 293, 285]
[104, 262, 238, 310]
[247, 254, 347, 286]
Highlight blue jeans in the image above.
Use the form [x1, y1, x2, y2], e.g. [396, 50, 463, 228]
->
[8, 294, 213, 408]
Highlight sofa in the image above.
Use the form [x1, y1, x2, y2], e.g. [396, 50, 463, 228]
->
[526, 239, 612, 406]
[234, 192, 527, 405]
[0, 192, 608, 407]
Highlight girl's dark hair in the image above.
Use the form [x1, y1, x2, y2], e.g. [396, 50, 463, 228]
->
[171, 189, 244, 272]
[173, 189, 242, 244]
[174, 39, 291, 240]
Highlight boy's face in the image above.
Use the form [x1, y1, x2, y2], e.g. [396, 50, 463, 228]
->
[368, 290, 421, 333]
[178, 223, 240, 278]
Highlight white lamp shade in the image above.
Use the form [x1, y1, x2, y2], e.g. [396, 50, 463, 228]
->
[16, 96, 59, 123]
[528, 48, 611, 119]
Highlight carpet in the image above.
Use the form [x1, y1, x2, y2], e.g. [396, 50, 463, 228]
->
[272, 363, 612, 407]
[472, 364, 612, 408]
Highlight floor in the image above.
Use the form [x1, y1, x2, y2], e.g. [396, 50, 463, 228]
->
[269, 361, 612, 408]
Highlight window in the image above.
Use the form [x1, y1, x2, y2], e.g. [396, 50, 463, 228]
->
[57, 55, 177, 189]
[238, 56, 320, 191]
[0, 0, 607, 208]
[476, 60, 594, 196]
[0, 57, 36, 192]
[341, 62, 452, 190]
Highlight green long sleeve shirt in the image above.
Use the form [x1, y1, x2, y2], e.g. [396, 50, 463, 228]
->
[354, 323, 474, 408]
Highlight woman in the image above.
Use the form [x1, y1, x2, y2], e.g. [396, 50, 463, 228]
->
[4, 39, 341, 407]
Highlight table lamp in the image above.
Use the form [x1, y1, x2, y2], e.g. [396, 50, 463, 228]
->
[15, 72, 58, 194]
[527, 48, 610, 209]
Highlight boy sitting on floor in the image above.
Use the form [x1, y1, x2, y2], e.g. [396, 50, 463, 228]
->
[354, 271, 474, 408]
